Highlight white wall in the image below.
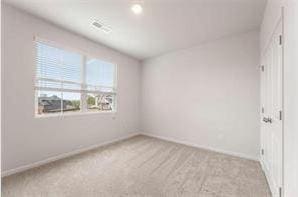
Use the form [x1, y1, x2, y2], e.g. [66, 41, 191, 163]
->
[282, 1, 298, 196]
[141, 31, 260, 160]
[0, 1, 2, 188]
[1, 4, 141, 173]
[261, 0, 298, 196]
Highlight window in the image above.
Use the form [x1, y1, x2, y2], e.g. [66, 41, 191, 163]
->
[35, 40, 116, 116]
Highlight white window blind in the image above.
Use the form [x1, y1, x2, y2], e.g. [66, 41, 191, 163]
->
[35, 40, 116, 115]
[36, 42, 82, 92]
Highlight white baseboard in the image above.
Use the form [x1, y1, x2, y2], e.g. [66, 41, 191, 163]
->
[2, 132, 141, 177]
[2, 132, 259, 177]
[142, 133, 259, 161]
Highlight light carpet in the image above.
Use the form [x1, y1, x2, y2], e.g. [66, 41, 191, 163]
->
[2, 135, 271, 197]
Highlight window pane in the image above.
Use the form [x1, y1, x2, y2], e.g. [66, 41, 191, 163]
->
[86, 93, 115, 112]
[36, 79, 62, 89]
[36, 42, 82, 86]
[35, 41, 117, 116]
[60, 50, 82, 83]
[62, 81, 81, 91]
[37, 91, 62, 115]
[62, 92, 81, 113]
[36, 43, 62, 81]
[85, 58, 115, 91]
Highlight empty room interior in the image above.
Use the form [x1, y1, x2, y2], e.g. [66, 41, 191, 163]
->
[1, 0, 298, 196]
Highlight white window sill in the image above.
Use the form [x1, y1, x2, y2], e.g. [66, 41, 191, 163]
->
[35, 110, 117, 119]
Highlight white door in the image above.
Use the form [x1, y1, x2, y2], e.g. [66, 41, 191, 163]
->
[261, 20, 283, 197]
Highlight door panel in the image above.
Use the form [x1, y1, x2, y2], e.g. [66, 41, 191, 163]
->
[261, 20, 283, 197]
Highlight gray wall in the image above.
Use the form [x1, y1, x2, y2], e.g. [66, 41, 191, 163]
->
[1, 4, 141, 173]
[141, 31, 260, 160]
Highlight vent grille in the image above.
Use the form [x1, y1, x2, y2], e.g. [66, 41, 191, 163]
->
[92, 21, 112, 34]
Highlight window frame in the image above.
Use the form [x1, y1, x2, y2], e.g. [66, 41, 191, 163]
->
[34, 37, 118, 117]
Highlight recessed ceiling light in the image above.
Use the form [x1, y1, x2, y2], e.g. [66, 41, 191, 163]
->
[92, 20, 112, 34]
[131, 3, 143, 14]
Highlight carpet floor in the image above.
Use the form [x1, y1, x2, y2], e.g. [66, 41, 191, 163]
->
[2, 135, 271, 197]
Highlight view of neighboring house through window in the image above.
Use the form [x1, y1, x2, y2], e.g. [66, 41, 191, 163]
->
[35, 40, 116, 116]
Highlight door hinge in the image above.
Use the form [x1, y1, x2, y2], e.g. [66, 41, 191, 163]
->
[262, 107, 265, 114]
[279, 110, 282, 120]
[279, 35, 283, 45]
[279, 187, 282, 197]
[261, 149, 264, 155]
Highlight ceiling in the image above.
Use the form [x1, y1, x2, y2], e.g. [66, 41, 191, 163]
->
[4, 0, 267, 60]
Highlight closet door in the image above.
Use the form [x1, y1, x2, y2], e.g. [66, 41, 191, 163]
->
[261, 46, 271, 175]
[261, 20, 283, 197]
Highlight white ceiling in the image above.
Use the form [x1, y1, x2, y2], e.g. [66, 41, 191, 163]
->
[4, 0, 267, 60]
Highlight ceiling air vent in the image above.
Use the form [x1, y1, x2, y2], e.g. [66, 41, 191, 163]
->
[92, 20, 112, 34]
